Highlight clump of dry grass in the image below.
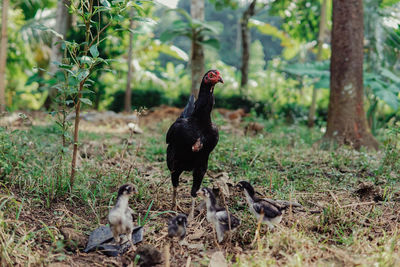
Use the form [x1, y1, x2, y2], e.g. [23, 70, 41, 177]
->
[0, 194, 45, 265]
[1, 109, 400, 266]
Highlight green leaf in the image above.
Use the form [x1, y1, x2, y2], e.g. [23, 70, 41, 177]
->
[283, 62, 330, 77]
[158, 44, 189, 61]
[80, 56, 92, 64]
[90, 45, 99, 58]
[81, 89, 95, 94]
[314, 77, 330, 89]
[380, 68, 400, 84]
[79, 98, 92, 106]
[35, 24, 63, 39]
[114, 14, 125, 22]
[100, 0, 111, 8]
[169, 8, 192, 25]
[375, 90, 399, 110]
[77, 69, 90, 81]
[160, 30, 190, 42]
[198, 38, 220, 49]
[131, 3, 145, 15]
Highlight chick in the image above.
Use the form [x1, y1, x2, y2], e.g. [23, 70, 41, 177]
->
[167, 214, 188, 240]
[108, 183, 137, 245]
[134, 244, 162, 267]
[236, 181, 284, 244]
[197, 187, 240, 243]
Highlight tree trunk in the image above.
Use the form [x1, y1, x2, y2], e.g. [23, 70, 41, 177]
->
[0, 0, 9, 112]
[307, 0, 328, 128]
[124, 8, 134, 113]
[190, 0, 204, 98]
[44, 0, 72, 110]
[240, 0, 257, 92]
[323, 0, 378, 150]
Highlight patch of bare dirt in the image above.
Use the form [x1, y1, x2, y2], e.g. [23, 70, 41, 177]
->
[355, 181, 383, 201]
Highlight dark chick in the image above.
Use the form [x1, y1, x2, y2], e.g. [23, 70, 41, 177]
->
[108, 184, 137, 245]
[166, 70, 223, 219]
[197, 188, 240, 243]
[236, 181, 283, 229]
[167, 214, 188, 240]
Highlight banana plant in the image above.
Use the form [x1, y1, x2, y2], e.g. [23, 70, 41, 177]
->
[283, 61, 400, 133]
[160, 8, 222, 50]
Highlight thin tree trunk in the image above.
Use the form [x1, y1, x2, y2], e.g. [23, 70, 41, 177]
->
[70, 83, 83, 187]
[240, 0, 257, 93]
[124, 8, 134, 112]
[190, 0, 204, 98]
[44, 0, 72, 110]
[308, 0, 328, 128]
[0, 0, 9, 112]
[323, 0, 378, 150]
[70, 13, 92, 188]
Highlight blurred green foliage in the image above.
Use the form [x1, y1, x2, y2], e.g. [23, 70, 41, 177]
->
[1, 0, 399, 131]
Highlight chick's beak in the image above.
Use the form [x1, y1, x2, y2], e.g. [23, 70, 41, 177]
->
[196, 191, 204, 197]
[218, 76, 224, 84]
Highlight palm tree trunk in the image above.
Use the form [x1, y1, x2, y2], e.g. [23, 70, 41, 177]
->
[307, 0, 327, 128]
[0, 0, 9, 112]
[190, 0, 205, 98]
[124, 8, 134, 112]
[240, 0, 257, 93]
[323, 0, 378, 149]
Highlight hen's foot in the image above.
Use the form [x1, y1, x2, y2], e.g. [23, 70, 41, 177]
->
[192, 138, 203, 152]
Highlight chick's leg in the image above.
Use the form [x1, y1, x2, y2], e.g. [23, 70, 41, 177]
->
[111, 226, 120, 244]
[128, 226, 135, 250]
[251, 212, 264, 247]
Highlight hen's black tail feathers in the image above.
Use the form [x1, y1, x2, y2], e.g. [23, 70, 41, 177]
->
[179, 94, 196, 118]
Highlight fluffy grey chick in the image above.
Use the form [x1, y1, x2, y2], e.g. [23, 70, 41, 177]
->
[108, 183, 137, 245]
[167, 214, 187, 240]
[197, 187, 240, 243]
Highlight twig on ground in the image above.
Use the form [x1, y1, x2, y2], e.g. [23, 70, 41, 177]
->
[329, 190, 342, 208]
[185, 256, 191, 267]
[341, 201, 375, 208]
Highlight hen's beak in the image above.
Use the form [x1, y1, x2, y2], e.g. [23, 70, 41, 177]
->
[218, 76, 224, 84]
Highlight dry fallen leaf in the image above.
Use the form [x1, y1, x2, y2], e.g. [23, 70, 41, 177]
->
[188, 229, 205, 240]
[209, 251, 228, 267]
[213, 172, 232, 197]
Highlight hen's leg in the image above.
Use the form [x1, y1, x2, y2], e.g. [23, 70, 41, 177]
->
[189, 167, 206, 220]
[171, 169, 183, 210]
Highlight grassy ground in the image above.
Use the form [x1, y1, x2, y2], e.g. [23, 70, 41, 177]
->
[0, 108, 399, 266]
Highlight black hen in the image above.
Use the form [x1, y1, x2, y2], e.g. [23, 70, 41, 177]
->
[166, 70, 223, 219]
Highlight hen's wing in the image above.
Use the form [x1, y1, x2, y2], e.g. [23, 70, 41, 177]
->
[166, 118, 200, 147]
[253, 201, 282, 218]
[180, 94, 196, 119]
